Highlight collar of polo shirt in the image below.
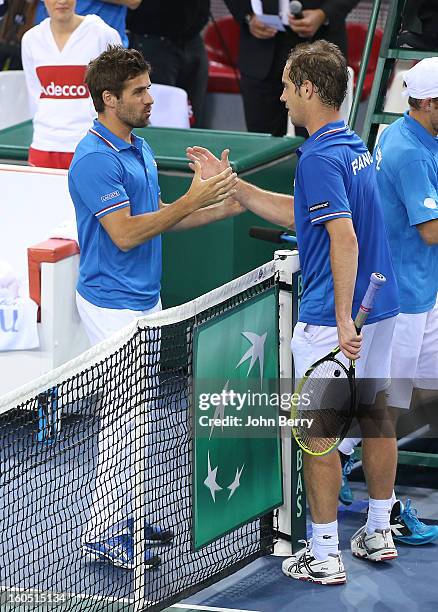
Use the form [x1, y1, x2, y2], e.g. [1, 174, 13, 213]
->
[404, 111, 438, 152]
[89, 119, 142, 153]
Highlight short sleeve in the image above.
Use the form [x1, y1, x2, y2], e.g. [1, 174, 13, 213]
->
[69, 152, 130, 219]
[395, 159, 438, 227]
[300, 155, 352, 226]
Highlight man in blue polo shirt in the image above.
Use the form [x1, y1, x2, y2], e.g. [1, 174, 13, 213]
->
[68, 45, 238, 570]
[339, 58, 438, 545]
[188, 40, 400, 585]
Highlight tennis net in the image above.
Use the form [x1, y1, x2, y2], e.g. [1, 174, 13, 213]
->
[0, 257, 289, 612]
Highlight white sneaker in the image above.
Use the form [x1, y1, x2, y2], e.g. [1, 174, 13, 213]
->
[351, 525, 398, 562]
[282, 540, 346, 585]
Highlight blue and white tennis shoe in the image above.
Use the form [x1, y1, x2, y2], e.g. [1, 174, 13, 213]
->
[391, 499, 438, 545]
[82, 534, 161, 570]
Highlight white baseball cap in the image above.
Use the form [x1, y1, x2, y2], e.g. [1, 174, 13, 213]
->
[403, 57, 438, 99]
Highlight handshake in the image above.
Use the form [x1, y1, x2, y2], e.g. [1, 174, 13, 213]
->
[183, 145, 294, 229]
[184, 146, 244, 215]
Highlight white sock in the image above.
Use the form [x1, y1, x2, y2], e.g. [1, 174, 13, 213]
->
[311, 520, 339, 560]
[366, 498, 392, 534]
[391, 490, 397, 506]
[338, 437, 362, 456]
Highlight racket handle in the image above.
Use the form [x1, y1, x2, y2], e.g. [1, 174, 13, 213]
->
[354, 272, 386, 331]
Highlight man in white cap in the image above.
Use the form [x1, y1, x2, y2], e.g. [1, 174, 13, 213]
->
[339, 57, 438, 545]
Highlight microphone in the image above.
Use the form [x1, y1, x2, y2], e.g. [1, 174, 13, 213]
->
[289, 0, 303, 19]
[249, 226, 297, 246]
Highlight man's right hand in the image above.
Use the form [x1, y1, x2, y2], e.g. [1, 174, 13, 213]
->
[337, 318, 362, 361]
[185, 161, 237, 210]
[248, 14, 277, 39]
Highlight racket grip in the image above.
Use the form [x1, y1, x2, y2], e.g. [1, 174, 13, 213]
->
[354, 272, 386, 330]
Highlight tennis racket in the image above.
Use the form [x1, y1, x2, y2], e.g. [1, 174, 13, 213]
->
[291, 272, 386, 456]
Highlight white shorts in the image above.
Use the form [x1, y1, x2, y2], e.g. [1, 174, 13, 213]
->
[76, 291, 162, 542]
[76, 292, 162, 345]
[388, 297, 438, 409]
[291, 317, 397, 405]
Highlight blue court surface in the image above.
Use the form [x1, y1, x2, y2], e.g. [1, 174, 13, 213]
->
[2, 483, 437, 611]
[2, 401, 437, 612]
[182, 505, 438, 612]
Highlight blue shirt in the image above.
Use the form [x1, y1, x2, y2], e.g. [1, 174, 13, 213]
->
[294, 121, 399, 326]
[68, 120, 162, 310]
[375, 112, 438, 314]
[35, 0, 128, 46]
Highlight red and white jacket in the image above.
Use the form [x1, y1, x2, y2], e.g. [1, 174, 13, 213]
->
[21, 15, 121, 152]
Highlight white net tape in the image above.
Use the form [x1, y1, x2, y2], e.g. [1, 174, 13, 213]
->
[0, 260, 277, 415]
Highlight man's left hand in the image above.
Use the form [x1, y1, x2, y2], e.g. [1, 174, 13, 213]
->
[288, 9, 326, 38]
[186, 146, 230, 180]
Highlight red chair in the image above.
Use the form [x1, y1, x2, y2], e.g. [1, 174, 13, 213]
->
[204, 16, 241, 94]
[347, 22, 383, 101]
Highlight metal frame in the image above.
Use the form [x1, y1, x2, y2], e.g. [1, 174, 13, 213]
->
[360, 0, 438, 151]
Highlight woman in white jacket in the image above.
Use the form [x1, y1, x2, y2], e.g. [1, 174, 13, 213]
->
[21, 0, 121, 169]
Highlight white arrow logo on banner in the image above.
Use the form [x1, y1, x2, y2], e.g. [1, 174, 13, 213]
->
[203, 330, 268, 502]
[236, 331, 267, 385]
[227, 464, 245, 500]
[204, 451, 223, 502]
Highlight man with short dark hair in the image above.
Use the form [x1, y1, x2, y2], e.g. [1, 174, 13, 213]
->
[188, 40, 400, 584]
[69, 45, 239, 569]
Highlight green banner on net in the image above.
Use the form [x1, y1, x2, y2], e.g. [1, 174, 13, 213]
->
[193, 287, 283, 550]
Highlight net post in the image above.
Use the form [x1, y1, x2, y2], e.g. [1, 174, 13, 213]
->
[290, 260, 308, 552]
[274, 250, 307, 549]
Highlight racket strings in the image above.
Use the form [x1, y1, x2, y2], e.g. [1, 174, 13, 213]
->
[293, 359, 353, 454]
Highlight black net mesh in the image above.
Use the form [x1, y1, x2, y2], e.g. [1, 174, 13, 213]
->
[0, 274, 276, 612]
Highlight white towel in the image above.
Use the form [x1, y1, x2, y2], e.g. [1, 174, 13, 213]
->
[48, 219, 79, 243]
[0, 298, 39, 351]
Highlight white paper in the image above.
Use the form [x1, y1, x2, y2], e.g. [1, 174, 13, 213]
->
[251, 0, 287, 31]
[256, 13, 286, 31]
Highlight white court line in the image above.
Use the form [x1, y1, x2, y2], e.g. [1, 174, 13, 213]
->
[1, 587, 261, 612]
[173, 606, 261, 612]
[1, 586, 133, 604]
